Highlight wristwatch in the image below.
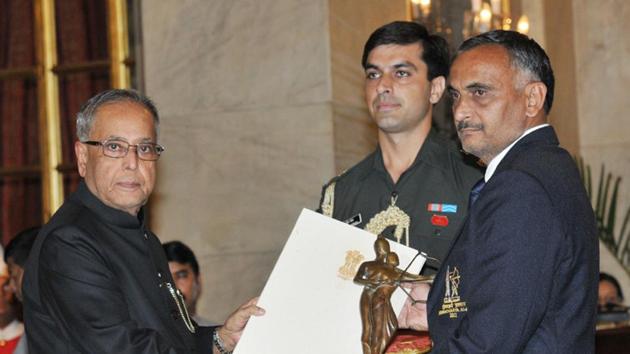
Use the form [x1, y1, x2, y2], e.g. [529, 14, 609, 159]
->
[212, 329, 232, 354]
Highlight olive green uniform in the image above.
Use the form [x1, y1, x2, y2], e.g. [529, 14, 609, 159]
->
[318, 131, 482, 274]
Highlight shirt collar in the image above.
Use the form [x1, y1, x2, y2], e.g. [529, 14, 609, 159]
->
[0, 319, 23, 340]
[371, 130, 440, 176]
[75, 180, 145, 229]
[484, 124, 550, 182]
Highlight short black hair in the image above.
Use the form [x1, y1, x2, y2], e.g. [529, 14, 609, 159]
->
[4, 227, 40, 266]
[362, 21, 449, 81]
[163, 241, 199, 276]
[600, 272, 624, 301]
[456, 30, 555, 114]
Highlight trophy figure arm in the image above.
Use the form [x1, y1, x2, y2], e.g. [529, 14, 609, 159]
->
[396, 270, 434, 283]
[399, 275, 434, 283]
[354, 276, 372, 287]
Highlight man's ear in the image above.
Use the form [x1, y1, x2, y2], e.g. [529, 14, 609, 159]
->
[429, 76, 446, 104]
[191, 274, 202, 303]
[75, 141, 88, 177]
[524, 82, 547, 118]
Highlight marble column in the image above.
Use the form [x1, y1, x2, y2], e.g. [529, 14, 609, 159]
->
[540, 0, 630, 303]
[142, 0, 407, 322]
[571, 0, 630, 302]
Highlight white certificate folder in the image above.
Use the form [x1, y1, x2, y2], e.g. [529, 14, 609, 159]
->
[234, 209, 425, 354]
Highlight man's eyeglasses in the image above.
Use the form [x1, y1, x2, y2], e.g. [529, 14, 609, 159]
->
[82, 139, 165, 161]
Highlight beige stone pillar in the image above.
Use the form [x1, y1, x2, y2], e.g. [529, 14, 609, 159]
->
[571, 0, 630, 301]
[541, 0, 630, 302]
[543, 0, 580, 155]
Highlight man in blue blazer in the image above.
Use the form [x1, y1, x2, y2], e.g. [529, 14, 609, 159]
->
[398, 30, 598, 352]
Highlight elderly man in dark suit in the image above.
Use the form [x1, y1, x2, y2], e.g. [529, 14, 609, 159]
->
[398, 30, 598, 353]
[22, 89, 264, 353]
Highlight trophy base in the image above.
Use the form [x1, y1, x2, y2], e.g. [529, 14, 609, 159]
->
[385, 330, 432, 354]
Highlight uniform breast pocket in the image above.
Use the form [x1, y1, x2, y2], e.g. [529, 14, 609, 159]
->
[419, 212, 466, 263]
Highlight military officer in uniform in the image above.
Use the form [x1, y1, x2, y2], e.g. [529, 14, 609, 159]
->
[318, 21, 480, 274]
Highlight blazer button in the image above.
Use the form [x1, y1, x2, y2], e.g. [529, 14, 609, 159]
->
[143, 233, 148, 240]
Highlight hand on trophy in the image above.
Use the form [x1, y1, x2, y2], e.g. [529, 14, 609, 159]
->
[397, 283, 431, 331]
[354, 237, 431, 354]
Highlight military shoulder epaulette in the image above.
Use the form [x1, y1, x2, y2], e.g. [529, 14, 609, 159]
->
[320, 169, 348, 217]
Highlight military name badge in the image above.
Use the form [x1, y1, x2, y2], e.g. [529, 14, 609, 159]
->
[438, 266, 468, 318]
[431, 214, 449, 227]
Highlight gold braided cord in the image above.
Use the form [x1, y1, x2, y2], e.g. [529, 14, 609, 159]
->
[321, 182, 336, 217]
[364, 196, 410, 246]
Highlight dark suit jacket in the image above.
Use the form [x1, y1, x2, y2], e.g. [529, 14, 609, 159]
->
[427, 126, 598, 353]
[22, 182, 215, 353]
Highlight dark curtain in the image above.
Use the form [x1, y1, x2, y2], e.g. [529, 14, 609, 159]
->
[56, 0, 110, 197]
[0, 0, 41, 246]
[0, 0, 110, 245]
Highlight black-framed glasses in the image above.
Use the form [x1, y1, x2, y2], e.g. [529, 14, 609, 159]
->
[83, 139, 165, 161]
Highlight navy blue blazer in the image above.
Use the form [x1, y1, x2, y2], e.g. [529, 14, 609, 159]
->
[427, 126, 598, 353]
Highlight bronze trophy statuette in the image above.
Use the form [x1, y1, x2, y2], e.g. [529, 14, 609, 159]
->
[354, 237, 432, 354]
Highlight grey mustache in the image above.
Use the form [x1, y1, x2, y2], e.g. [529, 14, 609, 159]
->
[456, 121, 483, 131]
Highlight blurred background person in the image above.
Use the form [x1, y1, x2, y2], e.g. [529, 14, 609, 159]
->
[163, 240, 213, 326]
[0, 243, 25, 354]
[3, 227, 39, 354]
[597, 272, 629, 329]
[4, 227, 39, 303]
[599, 272, 624, 310]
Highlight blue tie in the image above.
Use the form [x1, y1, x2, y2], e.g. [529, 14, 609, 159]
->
[468, 178, 486, 210]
